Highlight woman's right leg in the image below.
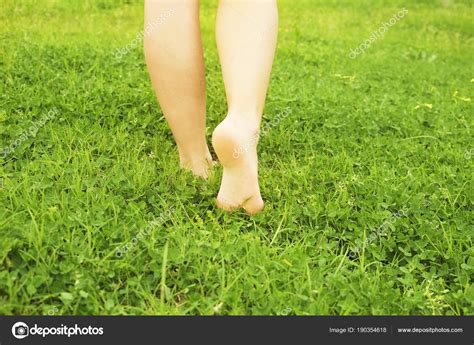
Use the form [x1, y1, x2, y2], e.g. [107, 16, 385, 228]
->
[144, 0, 212, 178]
[212, 0, 278, 214]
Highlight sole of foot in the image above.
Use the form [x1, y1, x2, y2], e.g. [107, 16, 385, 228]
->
[212, 115, 264, 215]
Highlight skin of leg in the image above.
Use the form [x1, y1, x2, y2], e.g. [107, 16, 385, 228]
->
[144, 0, 213, 178]
[212, 0, 278, 215]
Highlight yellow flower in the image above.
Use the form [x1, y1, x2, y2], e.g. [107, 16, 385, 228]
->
[414, 103, 433, 110]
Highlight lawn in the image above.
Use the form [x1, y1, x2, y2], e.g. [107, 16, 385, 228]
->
[0, 0, 472, 315]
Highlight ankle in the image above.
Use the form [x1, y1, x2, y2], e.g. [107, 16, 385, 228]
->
[177, 144, 212, 165]
[225, 111, 261, 134]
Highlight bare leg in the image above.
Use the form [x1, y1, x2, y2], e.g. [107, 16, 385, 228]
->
[212, 0, 278, 214]
[144, 0, 213, 178]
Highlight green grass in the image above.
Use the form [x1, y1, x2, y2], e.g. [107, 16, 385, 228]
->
[0, 0, 472, 315]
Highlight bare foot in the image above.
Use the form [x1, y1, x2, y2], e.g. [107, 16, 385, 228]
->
[212, 114, 264, 215]
[179, 147, 214, 179]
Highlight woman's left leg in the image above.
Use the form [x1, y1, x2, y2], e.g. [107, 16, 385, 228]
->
[212, 0, 279, 214]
